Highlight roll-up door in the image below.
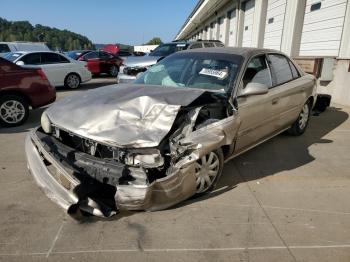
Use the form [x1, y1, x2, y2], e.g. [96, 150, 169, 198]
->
[218, 16, 226, 43]
[263, 0, 287, 50]
[300, 0, 348, 56]
[227, 9, 238, 47]
[242, 0, 255, 47]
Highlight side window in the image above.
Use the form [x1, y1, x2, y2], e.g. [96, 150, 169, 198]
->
[189, 43, 203, 49]
[204, 42, 215, 48]
[58, 54, 70, 63]
[288, 60, 300, 79]
[0, 44, 11, 53]
[99, 51, 110, 59]
[268, 54, 293, 85]
[21, 53, 41, 65]
[215, 42, 225, 47]
[242, 55, 272, 88]
[84, 52, 99, 60]
[41, 53, 61, 64]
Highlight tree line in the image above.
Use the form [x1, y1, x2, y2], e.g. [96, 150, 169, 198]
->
[0, 17, 94, 51]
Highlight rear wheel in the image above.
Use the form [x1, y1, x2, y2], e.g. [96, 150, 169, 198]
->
[195, 149, 224, 194]
[64, 73, 81, 89]
[109, 65, 119, 77]
[288, 101, 311, 136]
[0, 95, 29, 127]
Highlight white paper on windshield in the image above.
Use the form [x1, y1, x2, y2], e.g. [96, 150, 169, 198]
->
[199, 68, 228, 80]
[176, 43, 186, 47]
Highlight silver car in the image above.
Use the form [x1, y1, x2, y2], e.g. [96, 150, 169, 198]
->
[25, 48, 316, 217]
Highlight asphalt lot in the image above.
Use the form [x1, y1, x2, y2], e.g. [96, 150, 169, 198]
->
[0, 77, 350, 262]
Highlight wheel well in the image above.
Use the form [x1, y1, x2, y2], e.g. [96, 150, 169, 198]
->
[221, 145, 231, 158]
[0, 90, 31, 106]
[307, 96, 314, 107]
[65, 72, 81, 83]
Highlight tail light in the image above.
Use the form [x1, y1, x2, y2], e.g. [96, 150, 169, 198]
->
[37, 69, 48, 81]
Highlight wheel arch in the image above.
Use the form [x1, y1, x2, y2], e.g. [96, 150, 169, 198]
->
[0, 90, 32, 107]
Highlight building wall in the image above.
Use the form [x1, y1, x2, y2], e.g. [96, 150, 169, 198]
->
[175, 0, 350, 106]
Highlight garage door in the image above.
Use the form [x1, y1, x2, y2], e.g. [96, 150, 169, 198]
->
[218, 16, 226, 43]
[242, 0, 255, 47]
[263, 0, 287, 50]
[227, 9, 238, 46]
[300, 0, 348, 56]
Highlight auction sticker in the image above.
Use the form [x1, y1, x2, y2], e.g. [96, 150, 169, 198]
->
[199, 68, 228, 79]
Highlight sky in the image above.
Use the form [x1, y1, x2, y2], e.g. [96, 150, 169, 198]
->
[0, 0, 197, 45]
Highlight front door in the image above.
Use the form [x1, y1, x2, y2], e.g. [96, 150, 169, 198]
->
[234, 54, 277, 153]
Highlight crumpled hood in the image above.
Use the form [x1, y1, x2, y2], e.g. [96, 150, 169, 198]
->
[123, 55, 161, 68]
[45, 84, 206, 148]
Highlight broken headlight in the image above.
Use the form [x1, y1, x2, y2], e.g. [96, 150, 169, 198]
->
[124, 151, 164, 168]
[41, 112, 52, 134]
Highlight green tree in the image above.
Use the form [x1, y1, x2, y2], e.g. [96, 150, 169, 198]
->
[145, 37, 163, 45]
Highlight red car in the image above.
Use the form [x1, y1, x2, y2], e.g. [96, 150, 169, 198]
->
[78, 51, 123, 77]
[0, 57, 56, 127]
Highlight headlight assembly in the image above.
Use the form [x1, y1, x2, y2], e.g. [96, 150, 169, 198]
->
[41, 112, 52, 134]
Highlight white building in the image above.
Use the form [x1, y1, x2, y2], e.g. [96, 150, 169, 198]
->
[134, 45, 159, 53]
[175, 0, 350, 106]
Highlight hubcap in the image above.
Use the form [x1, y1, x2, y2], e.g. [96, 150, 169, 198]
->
[195, 152, 220, 193]
[67, 75, 79, 88]
[0, 100, 25, 124]
[299, 104, 309, 130]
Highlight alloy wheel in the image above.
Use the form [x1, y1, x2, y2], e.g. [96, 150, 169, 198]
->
[0, 100, 26, 124]
[66, 74, 80, 89]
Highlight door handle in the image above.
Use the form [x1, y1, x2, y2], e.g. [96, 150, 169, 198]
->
[272, 98, 279, 105]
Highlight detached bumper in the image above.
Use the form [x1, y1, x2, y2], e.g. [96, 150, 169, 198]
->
[25, 130, 197, 217]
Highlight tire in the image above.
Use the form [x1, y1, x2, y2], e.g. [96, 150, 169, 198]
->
[64, 73, 81, 89]
[195, 148, 224, 195]
[288, 101, 311, 136]
[0, 95, 29, 127]
[109, 65, 119, 77]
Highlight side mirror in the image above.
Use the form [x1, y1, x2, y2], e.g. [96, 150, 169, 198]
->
[239, 82, 269, 97]
[16, 61, 25, 66]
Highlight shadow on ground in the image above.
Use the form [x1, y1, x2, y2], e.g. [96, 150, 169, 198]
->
[173, 106, 348, 209]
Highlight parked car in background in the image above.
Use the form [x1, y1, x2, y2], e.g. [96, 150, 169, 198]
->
[4, 51, 91, 89]
[117, 40, 224, 84]
[25, 47, 316, 217]
[77, 51, 123, 77]
[65, 50, 93, 60]
[0, 57, 55, 127]
[0, 41, 50, 57]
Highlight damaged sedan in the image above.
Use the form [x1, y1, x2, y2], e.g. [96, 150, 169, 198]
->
[25, 48, 316, 217]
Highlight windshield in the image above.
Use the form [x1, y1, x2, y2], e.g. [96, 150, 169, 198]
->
[149, 43, 188, 57]
[3, 52, 22, 62]
[135, 52, 243, 93]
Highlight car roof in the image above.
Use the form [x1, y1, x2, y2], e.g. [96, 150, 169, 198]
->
[178, 47, 284, 58]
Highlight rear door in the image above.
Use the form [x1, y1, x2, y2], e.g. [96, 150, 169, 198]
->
[266, 53, 307, 129]
[39, 53, 68, 86]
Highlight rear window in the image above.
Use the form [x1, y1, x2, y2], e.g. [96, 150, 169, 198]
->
[0, 44, 11, 53]
[189, 43, 203, 49]
[204, 42, 215, 48]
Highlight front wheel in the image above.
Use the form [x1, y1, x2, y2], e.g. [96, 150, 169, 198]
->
[0, 95, 29, 127]
[288, 101, 311, 136]
[64, 73, 81, 89]
[109, 65, 119, 77]
[195, 149, 224, 194]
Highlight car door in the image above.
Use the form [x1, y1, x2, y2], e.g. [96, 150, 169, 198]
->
[83, 51, 100, 74]
[267, 54, 306, 130]
[39, 52, 68, 86]
[234, 54, 279, 153]
[98, 51, 112, 73]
